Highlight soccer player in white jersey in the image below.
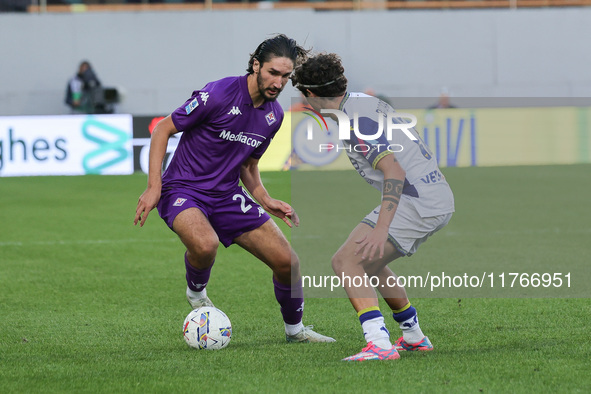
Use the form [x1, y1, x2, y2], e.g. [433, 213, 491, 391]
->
[293, 53, 455, 361]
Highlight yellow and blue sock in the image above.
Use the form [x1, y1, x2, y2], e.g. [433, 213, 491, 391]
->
[358, 306, 391, 350]
[392, 303, 425, 344]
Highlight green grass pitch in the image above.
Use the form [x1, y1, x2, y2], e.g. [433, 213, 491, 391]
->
[1, 165, 590, 392]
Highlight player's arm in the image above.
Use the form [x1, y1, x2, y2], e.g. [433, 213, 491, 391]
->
[134, 115, 178, 227]
[240, 157, 299, 228]
[355, 152, 406, 260]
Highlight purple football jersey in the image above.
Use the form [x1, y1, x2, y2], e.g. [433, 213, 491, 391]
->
[164, 74, 284, 196]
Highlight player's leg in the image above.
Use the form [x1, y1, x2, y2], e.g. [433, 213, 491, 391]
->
[333, 223, 400, 361]
[369, 264, 433, 352]
[172, 207, 219, 308]
[234, 219, 335, 343]
[361, 206, 454, 352]
[384, 210, 453, 352]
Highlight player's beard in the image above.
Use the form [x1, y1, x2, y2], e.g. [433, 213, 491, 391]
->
[257, 72, 282, 102]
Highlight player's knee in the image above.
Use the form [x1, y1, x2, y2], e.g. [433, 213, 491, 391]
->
[186, 236, 219, 263]
[331, 251, 345, 275]
[331, 250, 362, 275]
[272, 252, 298, 283]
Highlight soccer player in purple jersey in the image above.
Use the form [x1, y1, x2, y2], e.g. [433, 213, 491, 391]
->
[293, 53, 454, 360]
[134, 34, 334, 343]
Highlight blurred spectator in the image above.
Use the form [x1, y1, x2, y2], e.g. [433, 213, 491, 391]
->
[428, 88, 456, 109]
[65, 60, 102, 114]
[65, 60, 120, 114]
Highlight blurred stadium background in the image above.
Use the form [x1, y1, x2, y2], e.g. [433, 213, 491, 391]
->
[2, 2, 591, 116]
[1, 2, 590, 175]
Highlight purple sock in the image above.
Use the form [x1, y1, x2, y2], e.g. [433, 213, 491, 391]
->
[185, 252, 212, 292]
[273, 277, 304, 325]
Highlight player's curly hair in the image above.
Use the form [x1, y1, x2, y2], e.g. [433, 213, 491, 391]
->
[292, 53, 347, 98]
[247, 34, 309, 74]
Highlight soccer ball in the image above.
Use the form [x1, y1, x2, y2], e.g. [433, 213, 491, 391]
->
[183, 307, 232, 350]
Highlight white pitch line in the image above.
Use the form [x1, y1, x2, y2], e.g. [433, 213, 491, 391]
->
[443, 228, 591, 236]
[0, 238, 178, 247]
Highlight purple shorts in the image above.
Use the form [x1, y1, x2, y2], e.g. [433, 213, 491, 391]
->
[157, 185, 271, 247]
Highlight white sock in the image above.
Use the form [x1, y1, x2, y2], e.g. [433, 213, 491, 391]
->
[285, 322, 304, 336]
[186, 286, 207, 300]
[399, 315, 425, 344]
[361, 316, 392, 349]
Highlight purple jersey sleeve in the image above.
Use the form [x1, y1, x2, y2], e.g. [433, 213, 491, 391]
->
[170, 83, 220, 132]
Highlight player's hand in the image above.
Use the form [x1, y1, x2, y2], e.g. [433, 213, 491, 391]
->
[134, 188, 161, 227]
[264, 198, 299, 228]
[355, 226, 388, 261]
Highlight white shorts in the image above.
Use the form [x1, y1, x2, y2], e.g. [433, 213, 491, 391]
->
[361, 196, 453, 256]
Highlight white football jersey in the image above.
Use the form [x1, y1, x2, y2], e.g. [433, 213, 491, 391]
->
[340, 92, 454, 218]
